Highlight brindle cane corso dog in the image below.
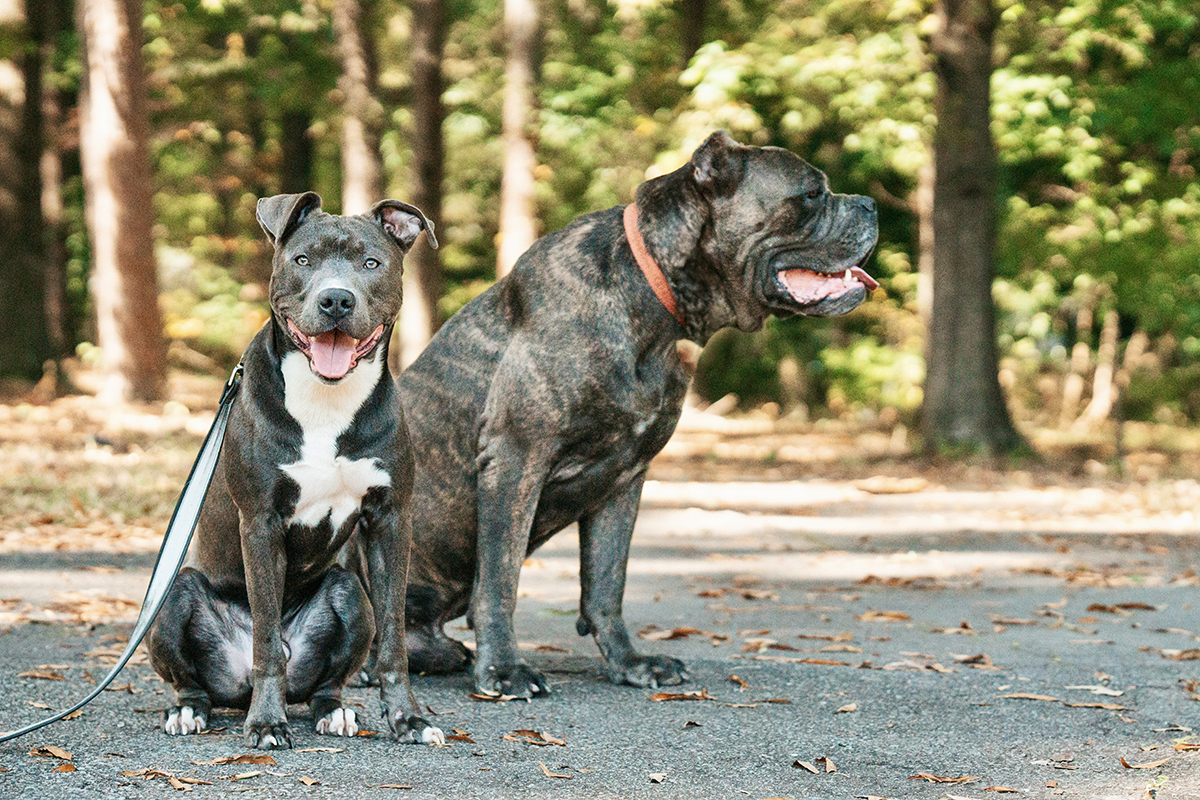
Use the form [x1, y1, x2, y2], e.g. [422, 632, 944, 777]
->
[399, 131, 879, 697]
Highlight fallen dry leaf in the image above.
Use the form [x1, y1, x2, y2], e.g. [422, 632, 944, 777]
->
[228, 771, 262, 781]
[984, 787, 1019, 793]
[52, 763, 76, 773]
[815, 755, 836, 773]
[26, 701, 52, 709]
[446, 733, 475, 743]
[469, 692, 519, 702]
[294, 747, 344, 753]
[1120, 755, 1173, 769]
[504, 729, 565, 747]
[1173, 742, 1200, 752]
[909, 773, 980, 784]
[1063, 702, 1126, 710]
[754, 698, 792, 704]
[18, 670, 65, 681]
[193, 754, 277, 766]
[853, 476, 927, 494]
[368, 784, 414, 790]
[793, 760, 819, 774]
[729, 674, 749, 690]
[1163, 649, 1200, 661]
[648, 772, 666, 783]
[1065, 684, 1123, 696]
[534, 761, 571, 779]
[63, 709, 83, 720]
[835, 703, 858, 714]
[298, 777, 320, 786]
[649, 689, 713, 702]
[857, 610, 910, 622]
[998, 693, 1060, 702]
[29, 745, 71, 761]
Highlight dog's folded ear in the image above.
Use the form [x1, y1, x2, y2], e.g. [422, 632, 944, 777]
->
[256, 192, 322, 245]
[372, 200, 439, 252]
[691, 130, 746, 198]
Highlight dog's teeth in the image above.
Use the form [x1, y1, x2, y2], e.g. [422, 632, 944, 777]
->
[844, 269, 853, 281]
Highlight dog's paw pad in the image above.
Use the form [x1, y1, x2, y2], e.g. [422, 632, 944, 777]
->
[315, 707, 359, 737]
[163, 706, 207, 735]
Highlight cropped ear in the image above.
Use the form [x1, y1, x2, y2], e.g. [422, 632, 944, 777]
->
[256, 192, 322, 245]
[690, 130, 745, 197]
[371, 199, 438, 252]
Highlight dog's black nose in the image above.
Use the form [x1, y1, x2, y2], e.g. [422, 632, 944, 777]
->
[317, 288, 356, 321]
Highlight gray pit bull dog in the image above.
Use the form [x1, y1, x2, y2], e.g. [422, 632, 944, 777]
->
[398, 131, 879, 697]
[147, 193, 445, 748]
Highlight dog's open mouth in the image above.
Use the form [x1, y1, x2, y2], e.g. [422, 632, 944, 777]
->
[286, 319, 384, 380]
[777, 266, 879, 306]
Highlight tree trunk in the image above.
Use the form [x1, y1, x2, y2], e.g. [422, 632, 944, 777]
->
[0, 1, 55, 381]
[332, 0, 382, 215]
[921, 0, 1021, 454]
[495, 0, 539, 279]
[78, 0, 167, 402]
[679, 0, 706, 67]
[279, 110, 314, 195]
[396, 0, 446, 371]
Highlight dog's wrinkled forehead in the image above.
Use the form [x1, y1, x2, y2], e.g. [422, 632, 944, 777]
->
[736, 147, 829, 207]
[276, 214, 395, 267]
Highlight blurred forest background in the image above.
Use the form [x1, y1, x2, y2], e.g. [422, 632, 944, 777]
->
[0, 0, 1197, 458]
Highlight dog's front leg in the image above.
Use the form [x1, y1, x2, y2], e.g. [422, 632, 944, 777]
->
[363, 497, 444, 744]
[470, 436, 552, 698]
[240, 510, 294, 749]
[577, 472, 689, 688]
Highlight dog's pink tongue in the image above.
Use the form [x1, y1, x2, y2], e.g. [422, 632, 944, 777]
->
[309, 330, 358, 379]
[779, 267, 877, 304]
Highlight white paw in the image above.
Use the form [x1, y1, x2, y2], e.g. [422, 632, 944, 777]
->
[260, 734, 278, 748]
[315, 707, 359, 737]
[419, 725, 445, 745]
[164, 706, 206, 735]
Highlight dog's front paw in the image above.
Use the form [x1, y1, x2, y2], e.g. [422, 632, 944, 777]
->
[315, 707, 359, 737]
[608, 654, 689, 688]
[245, 719, 294, 750]
[388, 712, 445, 745]
[163, 706, 207, 735]
[473, 661, 550, 699]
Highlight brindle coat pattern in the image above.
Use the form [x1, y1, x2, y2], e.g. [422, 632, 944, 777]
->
[399, 131, 879, 697]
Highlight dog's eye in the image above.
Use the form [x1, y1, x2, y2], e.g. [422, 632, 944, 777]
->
[294, 254, 309, 266]
[364, 258, 381, 270]
[805, 188, 823, 200]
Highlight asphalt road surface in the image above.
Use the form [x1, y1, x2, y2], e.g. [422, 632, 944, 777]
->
[2, 481, 1200, 799]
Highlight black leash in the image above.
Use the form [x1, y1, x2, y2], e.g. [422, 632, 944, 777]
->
[0, 363, 243, 743]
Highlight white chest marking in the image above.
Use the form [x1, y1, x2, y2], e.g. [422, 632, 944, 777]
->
[280, 350, 390, 531]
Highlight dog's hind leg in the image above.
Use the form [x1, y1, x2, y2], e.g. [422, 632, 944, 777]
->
[147, 568, 255, 735]
[577, 472, 689, 688]
[281, 567, 376, 737]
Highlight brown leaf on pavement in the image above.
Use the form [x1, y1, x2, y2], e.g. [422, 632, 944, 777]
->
[647, 772, 666, 783]
[29, 745, 71, 761]
[1120, 755, 1173, 769]
[649, 689, 713, 702]
[908, 773, 980, 784]
[18, 670, 65, 681]
[298, 777, 320, 786]
[728, 674, 749, 690]
[984, 786, 1019, 793]
[857, 610, 910, 622]
[504, 730, 565, 747]
[469, 693, 518, 702]
[1173, 742, 1200, 751]
[1163, 649, 1200, 661]
[836, 703, 858, 714]
[52, 763, 76, 773]
[1063, 701, 1126, 710]
[793, 760, 819, 774]
[998, 693, 1060, 702]
[537, 761, 572, 779]
[815, 756, 836, 773]
[192, 754, 276, 766]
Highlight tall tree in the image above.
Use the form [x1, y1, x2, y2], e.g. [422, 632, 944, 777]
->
[0, 0, 55, 382]
[679, 0, 706, 67]
[333, 0, 382, 215]
[921, 0, 1021, 454]
[397, 0, 446, 369]
[494, 0, 539, 278]
[78, 0, 167, 402]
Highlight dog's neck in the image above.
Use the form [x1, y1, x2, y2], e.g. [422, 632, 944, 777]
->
[632, 167, 764, 345]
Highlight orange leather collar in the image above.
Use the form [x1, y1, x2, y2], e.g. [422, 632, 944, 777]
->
[623, 203, 685, 328]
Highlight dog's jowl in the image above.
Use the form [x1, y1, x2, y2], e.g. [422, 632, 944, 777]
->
[147, 192, 444, 749]
[399, 131, 880, 698]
